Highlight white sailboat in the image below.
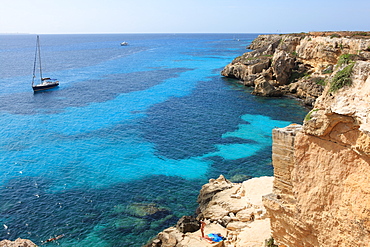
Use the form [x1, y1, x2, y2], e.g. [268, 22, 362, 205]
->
[32, 35, 59, 92]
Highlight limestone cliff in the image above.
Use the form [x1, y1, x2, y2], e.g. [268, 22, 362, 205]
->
[222, 31, 370, 106]
[263, 52, 370, 246]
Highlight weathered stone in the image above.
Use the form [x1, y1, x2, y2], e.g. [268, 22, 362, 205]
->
[252, 78, 283, 97]
[247, 34, 281, 50]
[197, 175, 233, 215]
[226, 221, 249, 231]
[157, 228, 179, 247]
[176, 216, 200, 233]
[0, 238, 37, 247]
[272, 50, 295, 85]
[235, 208, 255, 222]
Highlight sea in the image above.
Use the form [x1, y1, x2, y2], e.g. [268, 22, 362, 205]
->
[0, 33, 309, 246]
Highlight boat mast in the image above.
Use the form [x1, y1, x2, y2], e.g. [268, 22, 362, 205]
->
[32, 36, 38, 86]
[37, 36, 43, 83]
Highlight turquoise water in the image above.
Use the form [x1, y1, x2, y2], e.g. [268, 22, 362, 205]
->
[0, 34, 308, 246]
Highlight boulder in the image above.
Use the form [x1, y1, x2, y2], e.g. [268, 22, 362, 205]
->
[197, 175, 233, 214]
[253, 78, 283, 97]
[0, 238, 37, 247]
[247, 34, 281, 50]
[176, 216, 200, 233]
[272, 50, 295, 85]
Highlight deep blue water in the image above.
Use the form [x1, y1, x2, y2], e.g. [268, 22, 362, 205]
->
[0, 34, 308, 246]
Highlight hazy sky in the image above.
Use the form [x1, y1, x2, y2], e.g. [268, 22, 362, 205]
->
[1, 0, 369, 34]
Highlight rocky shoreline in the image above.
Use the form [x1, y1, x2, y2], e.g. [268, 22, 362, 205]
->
[221, 31, 370, 106]
[145, 175, 274, 247]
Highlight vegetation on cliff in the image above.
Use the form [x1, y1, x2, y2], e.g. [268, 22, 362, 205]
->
[329, 53, 356, 92]
[221, 32, 370, 106]
[329, 62, 355, 92]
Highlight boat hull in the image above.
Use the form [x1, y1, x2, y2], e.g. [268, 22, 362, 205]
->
[32, 82, 59, 92]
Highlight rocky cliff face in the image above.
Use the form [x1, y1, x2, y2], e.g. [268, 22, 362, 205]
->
[263, 53, 370, 246]
[222, 32, 370, 106]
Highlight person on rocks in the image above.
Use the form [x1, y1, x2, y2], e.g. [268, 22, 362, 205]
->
[200, 221, 226, 243]
[200, 221, 206, 238]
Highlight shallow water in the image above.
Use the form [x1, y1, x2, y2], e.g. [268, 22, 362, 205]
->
[0, 34, 308, 246]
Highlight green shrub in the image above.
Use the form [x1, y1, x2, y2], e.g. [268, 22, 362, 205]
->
[304, 109, 319, 122]
[352, 32, 369, 37]
[337, 54, 355, 67]
[314, 78, 326, 86]
[329, 63, 354, 92]
[330, 33, 341, 38]
[265, 237, 278, 247]
[322, 69, 333, 74]
[289, 71, 309, 83]
[246, 56, 258, 61]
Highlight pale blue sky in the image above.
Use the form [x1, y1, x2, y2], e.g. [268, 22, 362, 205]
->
[1, 0, 369, 34]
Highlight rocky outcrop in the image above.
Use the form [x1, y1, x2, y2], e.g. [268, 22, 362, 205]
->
[263, 56, 370, 246]
[0, 238, 37, 247]
[145, 175, 274, 247]
[176, 216, 200, 234]
[222, 31, 370, 106]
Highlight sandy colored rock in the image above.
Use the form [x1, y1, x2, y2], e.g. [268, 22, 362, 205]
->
[264, 58, 370, 246]
[222, 32, 370, 106]
[146, 176, 274, 247]
[0, 238, 37, 247]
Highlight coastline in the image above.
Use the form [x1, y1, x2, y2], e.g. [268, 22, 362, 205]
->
[147, 31, 370, 246]
[4, 31, 370, 246]
[221, 31, 370, 106]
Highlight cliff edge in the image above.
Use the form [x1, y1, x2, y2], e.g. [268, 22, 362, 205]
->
[222, 31, 370, 106]
[263, 37, 370, 246]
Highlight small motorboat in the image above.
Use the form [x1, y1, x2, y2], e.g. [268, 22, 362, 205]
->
[120, 41, 128, 46]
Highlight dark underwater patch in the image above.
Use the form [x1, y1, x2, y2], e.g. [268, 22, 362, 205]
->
[0, 174, 205, 247]
[0, 68, 190, 115]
